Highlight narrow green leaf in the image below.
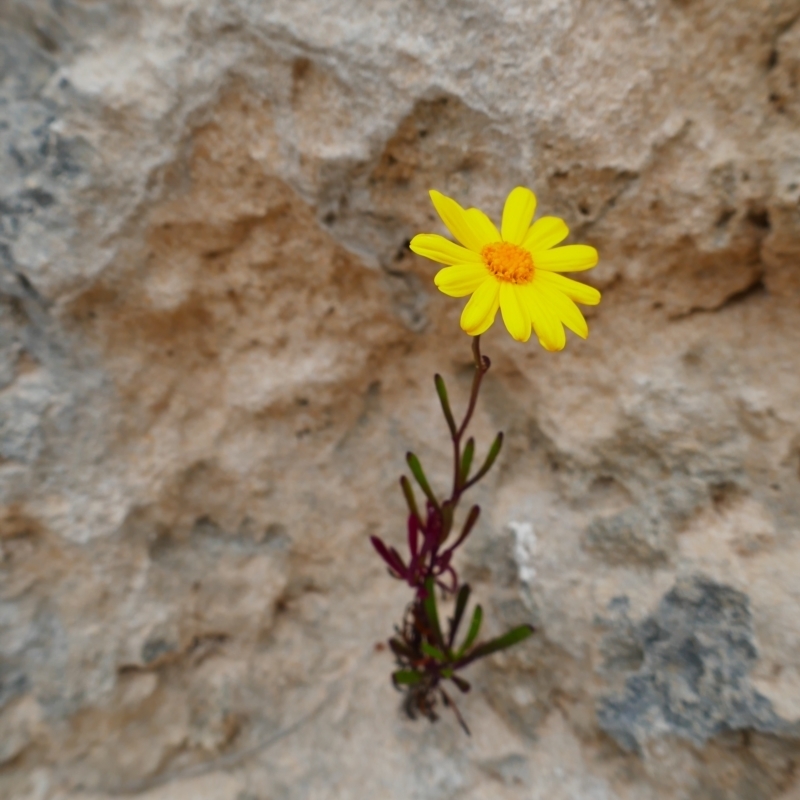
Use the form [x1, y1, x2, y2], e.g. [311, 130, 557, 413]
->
[485, 431, 504, 469]
[445, 505, 480, 554]
[441, 667, 453, 679]
[393, 669, 422, 686]
[406, 452, 439, 509]
[466, 432, 504, 487]
[458, 604, 483, 657]
[448, 584, 471, 648]
[434, 374, 457, 436]
[399, 475, 421, 523]
[440, 500, 454, 542]
[461, 624, 535, 666]
[421, 641, 447, 662]
[459, 437, 475, 485]
[423, 577, 445, 648]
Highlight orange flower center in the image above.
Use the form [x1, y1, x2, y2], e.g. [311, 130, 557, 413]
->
[481, 242, 534, 284]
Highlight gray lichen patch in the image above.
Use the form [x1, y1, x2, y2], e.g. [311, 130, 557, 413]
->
[598, 575, 797, 754]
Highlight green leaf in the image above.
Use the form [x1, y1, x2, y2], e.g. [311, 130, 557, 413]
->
[399, 475, 421, 523]
[450, 675, 471, 693]
[458, 604, 483, 657]
[393, 669, 422, 686]
[461, 624, 535, 666]
[445, 505, 480, 554]
[459, 437, 475, 485]
[485, 431, 504, 467]
[448, 584, 471, 648]
[440, 500, 454, 542]
[421, 641, 447, 662]
[423, 577, 445, 648]
[434, 374, 457, 436]
[406, 452, 439, 509]
[465, 432, 504, 487]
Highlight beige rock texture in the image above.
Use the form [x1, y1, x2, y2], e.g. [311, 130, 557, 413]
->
[1, 0, 800, 797]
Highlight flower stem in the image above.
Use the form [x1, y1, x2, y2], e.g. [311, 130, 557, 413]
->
[451, 335, 490, 502]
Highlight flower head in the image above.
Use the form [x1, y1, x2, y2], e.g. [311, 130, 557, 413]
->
[410, 187, 601, 350]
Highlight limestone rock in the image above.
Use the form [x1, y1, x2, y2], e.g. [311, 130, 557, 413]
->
[1, 0, 799, 798]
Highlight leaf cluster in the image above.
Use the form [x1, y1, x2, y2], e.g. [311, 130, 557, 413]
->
[389, 579, 534, 734]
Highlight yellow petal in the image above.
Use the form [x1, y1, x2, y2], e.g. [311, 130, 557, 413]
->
[535, 271, 601, 305]
[535, 244, 598, 273]
[429, 191, 496, 253]
[410, 234, 483, 265]
[501, 187, 537, 245]
[499, 283, 532, 342]
[468, 292, 501, 336]
[460, 278, 500, 335]
[535, 283, 589, 339]
[434, 263, 491, 297]
[519, 283, 566, 352]
[464, 208, 501, 246]
[522, 216, 569, 253]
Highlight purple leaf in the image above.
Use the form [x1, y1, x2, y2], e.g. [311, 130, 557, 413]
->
[407, 513, 419, 558]
[389, 546, 408, 575]
[370, 536, 407, 578]
[425, 501, 442, 546]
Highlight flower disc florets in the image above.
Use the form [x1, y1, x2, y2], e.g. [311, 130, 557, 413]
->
[481, 242, 534, 284]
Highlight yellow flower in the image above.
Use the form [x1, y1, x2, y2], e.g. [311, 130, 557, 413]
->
[410, 187, 601, 350]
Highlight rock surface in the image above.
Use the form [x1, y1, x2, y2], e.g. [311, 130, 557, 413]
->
[1, 0, 800, 798]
